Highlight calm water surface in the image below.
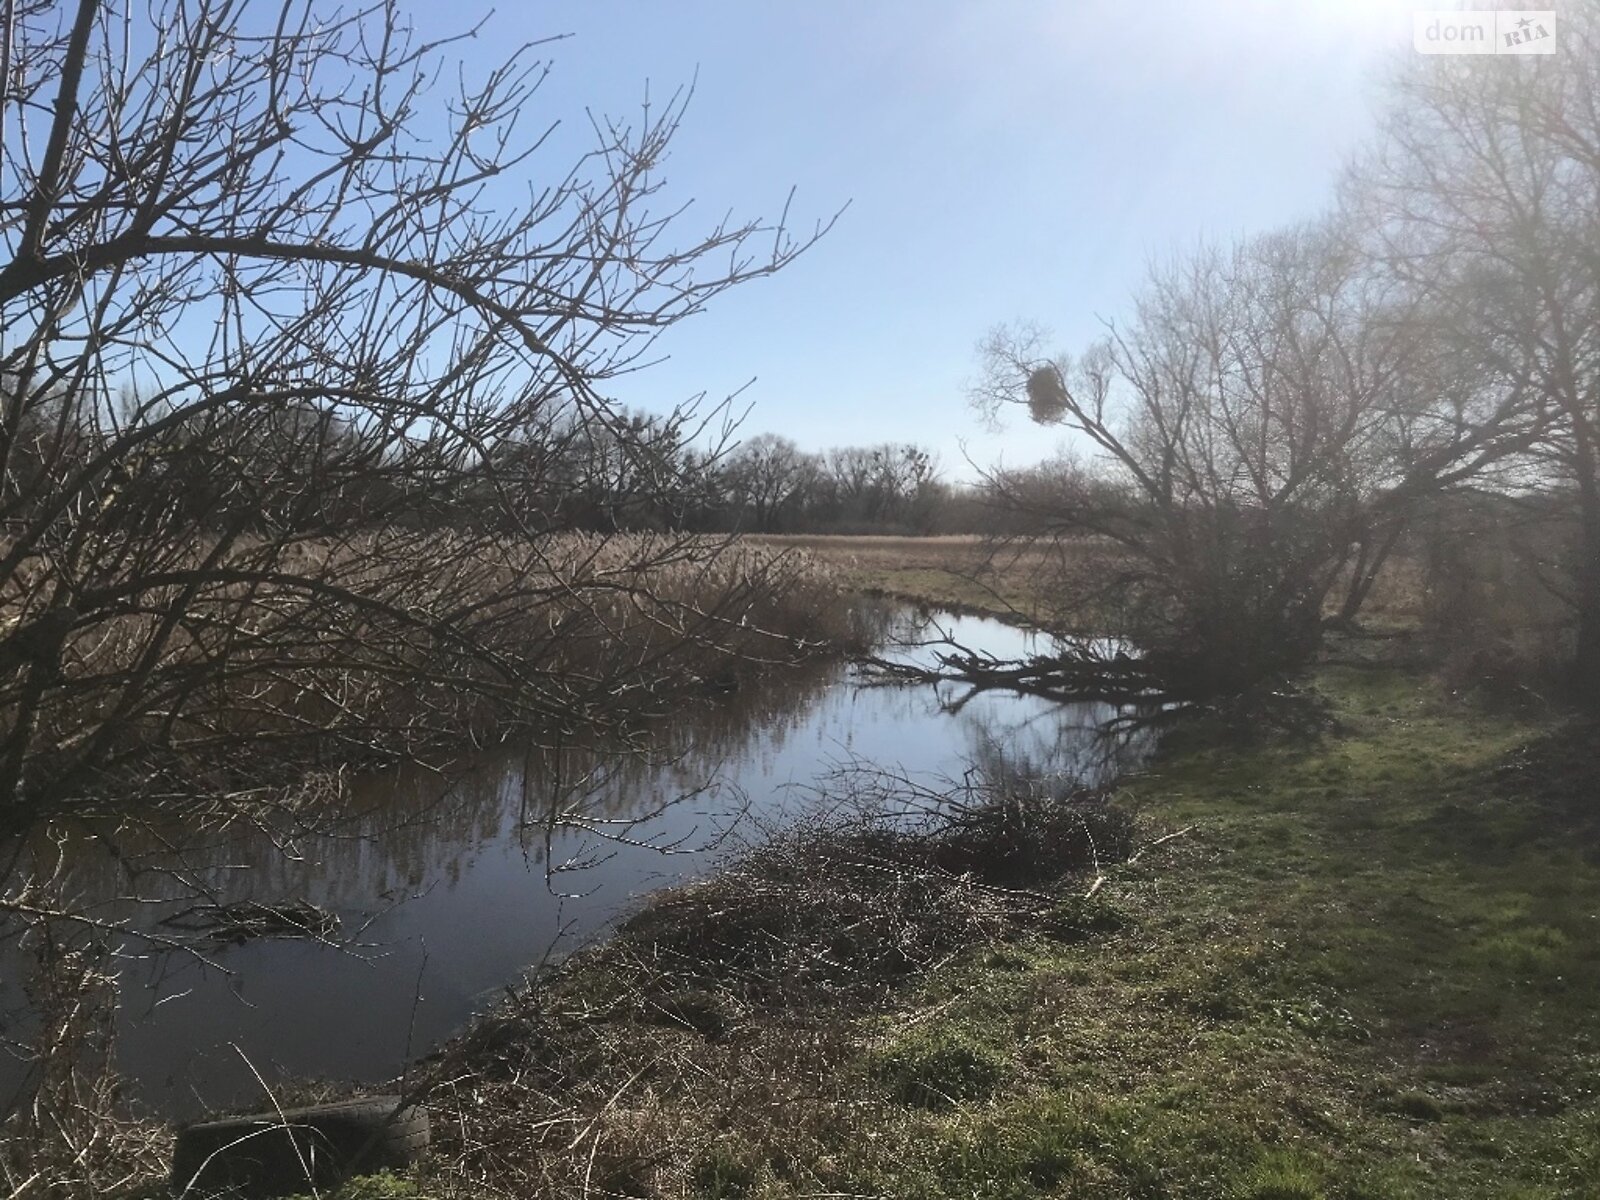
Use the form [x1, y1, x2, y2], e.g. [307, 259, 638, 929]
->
[1, 607, 1154, 1116]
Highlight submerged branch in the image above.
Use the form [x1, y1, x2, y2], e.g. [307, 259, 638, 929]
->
[856, 641, 1177, 708]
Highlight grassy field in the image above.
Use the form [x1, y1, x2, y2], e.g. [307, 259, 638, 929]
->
[749, 534, 1056, 620]
[287, 664, 1599, 1200]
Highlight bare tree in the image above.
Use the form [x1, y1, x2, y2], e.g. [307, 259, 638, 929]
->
[813, 442, 938, 530]
[974, 222, 1529, 694]
[866, 443, 939, 528]
[824, 444, 879, 521]
[724, 433, 818, 532]
[0, 0, 835, 816]
[1352, 7, 1600, 703]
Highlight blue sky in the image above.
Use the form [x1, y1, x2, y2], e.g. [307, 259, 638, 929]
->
[427, 1, 1422, 480]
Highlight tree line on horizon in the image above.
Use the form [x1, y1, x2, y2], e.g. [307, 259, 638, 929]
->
[1, 386, 1009, 537]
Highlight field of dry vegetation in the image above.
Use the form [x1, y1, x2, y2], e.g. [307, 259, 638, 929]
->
[747, 534, 1065, 622]
[754, 533, 1434, 639]
[0, 533, 860, 816]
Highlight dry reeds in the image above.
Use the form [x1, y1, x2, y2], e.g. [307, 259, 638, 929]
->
[3, 532, 862, 817]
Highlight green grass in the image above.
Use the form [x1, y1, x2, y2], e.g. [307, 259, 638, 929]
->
[799, 667, 1598, 1198]
[865, 1028, 1010, 1109]
[740, 667, 1593, 1198]
[380, 665, 1600, 1197]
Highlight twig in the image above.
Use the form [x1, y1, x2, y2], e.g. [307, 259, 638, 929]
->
[1129, 825, 1196, 864]
[563, 1062, 650, 1153]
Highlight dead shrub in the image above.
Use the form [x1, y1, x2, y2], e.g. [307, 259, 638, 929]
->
[1412, 501, 1576, 698]
[0, 937, 170, 1200]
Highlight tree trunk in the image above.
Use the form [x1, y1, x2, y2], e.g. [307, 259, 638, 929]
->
[1563, 401, 1600, 706]
[1337, 521, 1406, 627]
[1573, 515, 1600, 710]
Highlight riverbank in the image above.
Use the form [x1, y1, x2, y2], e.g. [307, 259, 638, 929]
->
[291, 662, 1598, 1199]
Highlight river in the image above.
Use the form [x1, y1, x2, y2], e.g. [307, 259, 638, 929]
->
[0, 605, 1155, 1118]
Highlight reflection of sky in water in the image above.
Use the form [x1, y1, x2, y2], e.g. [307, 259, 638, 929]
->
[0, 609, 1154, 1117]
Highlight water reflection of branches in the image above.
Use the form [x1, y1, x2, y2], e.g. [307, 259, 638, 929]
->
[1, 645, 847, 1120]
[514, 739, 749, 893]
[3, 651, 839, 921]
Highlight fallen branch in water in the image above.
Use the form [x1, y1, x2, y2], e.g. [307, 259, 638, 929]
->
[158, 899, 341, 945]
[859, 650, 1172, 707]
[854, 623, 1184, 711]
